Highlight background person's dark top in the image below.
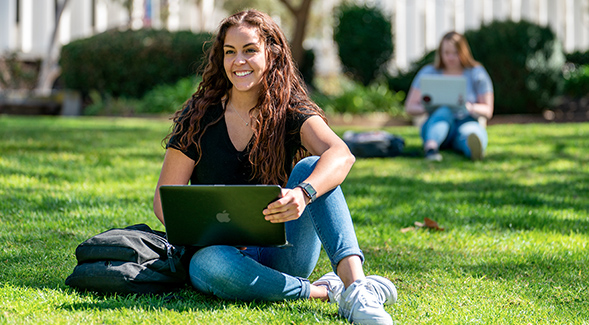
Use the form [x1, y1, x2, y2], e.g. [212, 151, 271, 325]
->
[167, 102, 313, 185]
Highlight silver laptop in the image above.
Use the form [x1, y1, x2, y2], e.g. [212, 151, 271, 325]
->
[159, 185, 288, 247]
[420, 75, 467, 113]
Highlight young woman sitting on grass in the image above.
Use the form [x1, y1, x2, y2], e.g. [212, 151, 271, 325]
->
[152, 9, 397, 325]
[405, 31, 494, 162]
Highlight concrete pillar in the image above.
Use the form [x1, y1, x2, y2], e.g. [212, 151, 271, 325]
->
[546, 0, 563, 44]
[0, 0, 17, 53]
[94, 0, 109, 33]
[394, 0, 407, 70]
[492, 0, 509, 21]
[464, 0, 480, 31]
[578, 0, 589, 50]
[454, 0, 466, 34]
[150, 0, 162, 29]
[511, 0, 522, 22]
[521, 0, 535, 22]
[538, 0, 548, 26]
[482, 0, 493, 24]
[434, 0, 446, 40]
[424, 0, 439, 51]
[564, 0, 575, 52]
[404, 0, 421, 68]
[59, 3, 71, 44]
[178, 1, 198, 32]
[69, 0, 93, 41]
[20, 0, 54, 56]
[168, 0, 180, 31]
[131, 0, 144, 30]
[106, 0, 129, 30]
[202, 0, 216, 31]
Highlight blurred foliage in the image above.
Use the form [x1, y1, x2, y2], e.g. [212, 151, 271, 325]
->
[333, 3, 393, 86]
[0, 52, 40, 90]
[565, 50, 589, 67]
[139, 76, 201, 114]
[386, 50, 435, 96]
[562, 64, 589, 98]
[312, 77, 405, 116]
[60, 29, 212, 99]
[84, 76, 200, 116]
[84, 91, 141, 116]
[464, 20, 565, 114]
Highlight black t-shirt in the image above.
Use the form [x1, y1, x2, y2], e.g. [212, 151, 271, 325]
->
[167, 102, 314, 185]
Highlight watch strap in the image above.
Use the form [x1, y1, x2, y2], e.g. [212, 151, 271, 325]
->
[296, 182, 317, 203]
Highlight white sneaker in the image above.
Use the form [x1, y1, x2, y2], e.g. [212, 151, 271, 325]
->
[366, 275, 397, 305]
[312, 272, 344, 304]
[313, 272, 398, 306]
[467, 133, 484, 161]
[338, 279, 393, 325]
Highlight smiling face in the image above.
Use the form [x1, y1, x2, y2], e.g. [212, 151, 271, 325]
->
[440, 39, 463, 72]
[223, 24, 268, 97]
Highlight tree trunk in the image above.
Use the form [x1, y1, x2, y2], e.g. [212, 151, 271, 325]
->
[35, 0, 69, 95]
[279, 0, 313, 67]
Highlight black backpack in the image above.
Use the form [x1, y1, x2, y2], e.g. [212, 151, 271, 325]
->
[65, 224, 189, 294]
[343, 131, 405, 158]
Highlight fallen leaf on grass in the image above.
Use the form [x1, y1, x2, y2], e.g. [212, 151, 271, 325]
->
[401, 217, 445, 232]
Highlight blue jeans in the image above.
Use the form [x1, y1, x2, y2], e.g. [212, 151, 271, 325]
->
[188, 156, 364, 301]
[421, 106, 488, 158]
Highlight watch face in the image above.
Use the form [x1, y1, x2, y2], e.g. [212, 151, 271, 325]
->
[300, 183, 316, 201]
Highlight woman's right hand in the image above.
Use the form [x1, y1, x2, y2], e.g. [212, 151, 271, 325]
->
[404, 87, 428, 116]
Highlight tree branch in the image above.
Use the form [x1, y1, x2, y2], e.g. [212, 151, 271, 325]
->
[278, 0, 297, 16]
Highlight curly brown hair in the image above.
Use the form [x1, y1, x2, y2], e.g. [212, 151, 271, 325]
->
[164, 9, 326, 186]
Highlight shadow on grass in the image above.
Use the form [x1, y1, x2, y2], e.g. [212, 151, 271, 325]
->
[56, 289, 342, 321]
[344, 165, 589, 233]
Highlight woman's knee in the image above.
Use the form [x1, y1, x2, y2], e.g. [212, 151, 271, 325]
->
[189, 246, 239, 296]
[421, 106, 454, 138]
[459, 122, 488, 147]
[287, 156, 319, 188]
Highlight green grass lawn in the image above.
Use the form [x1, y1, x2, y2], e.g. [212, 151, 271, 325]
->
[1, 116, 587, 324]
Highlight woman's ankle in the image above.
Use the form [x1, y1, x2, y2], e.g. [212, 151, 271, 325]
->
[336, 255, 365, 288]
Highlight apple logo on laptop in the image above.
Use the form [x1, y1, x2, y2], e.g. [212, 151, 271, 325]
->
[216, 210, 231, 223]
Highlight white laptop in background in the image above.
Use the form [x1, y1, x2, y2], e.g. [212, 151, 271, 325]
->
[420, 75, 467, 113]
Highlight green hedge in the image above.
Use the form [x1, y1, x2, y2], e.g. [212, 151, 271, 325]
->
[465, 20, 565, 114]
[334, 3, 393, 86]
[60, 29, 212, 99]
[566, 50, 589, 66]
[563, 65, 589, 98]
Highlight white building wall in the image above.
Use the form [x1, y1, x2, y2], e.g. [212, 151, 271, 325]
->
[0, 0, 17, 53]
[1, 0, 588, 72]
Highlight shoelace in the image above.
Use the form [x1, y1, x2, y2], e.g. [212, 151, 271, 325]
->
[343, 282, 373, 321]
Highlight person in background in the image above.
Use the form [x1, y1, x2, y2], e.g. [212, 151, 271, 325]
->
[404, 31, 494, 161]
[152, 9, 396, 325]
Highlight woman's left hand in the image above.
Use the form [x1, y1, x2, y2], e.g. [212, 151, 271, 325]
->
[262, 187, 308, 223]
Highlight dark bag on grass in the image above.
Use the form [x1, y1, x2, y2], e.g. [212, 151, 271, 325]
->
[343, 131, 405, 158]
[65, 223, 188, 294]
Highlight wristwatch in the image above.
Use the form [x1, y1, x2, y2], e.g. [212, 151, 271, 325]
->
[296, 182, 317, 204]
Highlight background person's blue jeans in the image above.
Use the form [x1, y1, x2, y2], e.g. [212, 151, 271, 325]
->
[420, 106, 488, 158]
[188, 156, 364, 301]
